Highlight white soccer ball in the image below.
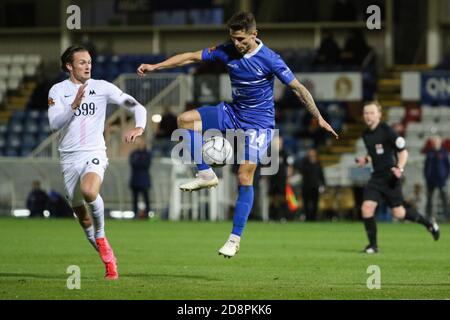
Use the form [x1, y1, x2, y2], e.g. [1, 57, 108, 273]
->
[202, 136, 233, 167]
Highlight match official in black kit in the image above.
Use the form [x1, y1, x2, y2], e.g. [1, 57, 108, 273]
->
[355, 101, 440, 254]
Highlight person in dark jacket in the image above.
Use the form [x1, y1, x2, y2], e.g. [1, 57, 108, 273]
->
[47, 189, 74, 218]
[298, 148, 325, 221]
[268, 136, 293, 221]
[424, 135, 450, 220]
[129, 137, 152, 219]
[314, 30, 341, 67]
[26, 180, 49, 218]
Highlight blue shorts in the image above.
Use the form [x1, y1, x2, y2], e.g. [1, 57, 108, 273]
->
[198, 102, 274, 163]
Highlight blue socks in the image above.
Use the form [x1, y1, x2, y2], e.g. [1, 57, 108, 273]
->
[232, 185, 254, 236]
[186, 129, 210, 171]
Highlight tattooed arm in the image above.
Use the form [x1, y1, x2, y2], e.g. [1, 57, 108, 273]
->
[288, 78, 339, 139]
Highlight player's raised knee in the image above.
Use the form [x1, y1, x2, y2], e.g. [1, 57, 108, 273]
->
[391, 206, 406, 219]
[81, 188, 99, 203]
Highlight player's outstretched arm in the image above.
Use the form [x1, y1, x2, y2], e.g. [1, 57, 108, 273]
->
[137, 50, 203, 76]
[48, 84, 86, 131]
[288, 79, 339, 139]
[105, 82, 147, 143]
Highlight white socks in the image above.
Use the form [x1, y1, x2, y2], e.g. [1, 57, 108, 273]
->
[229, 234, 241, 243]
[83, 225, 98, 251]
[88, 195, 105, 239]
[198, 168, 216, 180]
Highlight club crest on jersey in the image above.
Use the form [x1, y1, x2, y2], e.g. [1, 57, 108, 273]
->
[48, 98, 55, 107]
[375, 144, 384, 155]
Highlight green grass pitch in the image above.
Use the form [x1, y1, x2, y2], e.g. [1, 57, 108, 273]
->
[0, 218, 449, 300]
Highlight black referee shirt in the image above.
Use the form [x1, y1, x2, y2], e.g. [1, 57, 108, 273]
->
[362, 122, 406, 175]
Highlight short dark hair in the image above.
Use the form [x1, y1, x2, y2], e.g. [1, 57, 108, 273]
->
[364, 100, 383, 113]
[227, 12, 256, 33]
[60, 45, 89, 72]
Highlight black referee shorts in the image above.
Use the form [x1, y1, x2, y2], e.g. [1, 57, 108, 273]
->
[363, 173, 404, 208]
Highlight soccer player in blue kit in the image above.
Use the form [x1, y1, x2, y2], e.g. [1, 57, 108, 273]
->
[138, 12, 338, 258]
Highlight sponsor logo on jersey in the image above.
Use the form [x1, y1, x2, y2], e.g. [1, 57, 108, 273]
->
[375, 144, 384, 155]
[89, 90, 96, 95]
[92, 158, 99, 165]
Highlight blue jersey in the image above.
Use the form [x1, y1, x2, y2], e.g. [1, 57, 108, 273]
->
[201, 39, 295, 129]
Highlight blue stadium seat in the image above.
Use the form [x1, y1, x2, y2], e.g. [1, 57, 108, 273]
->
[37, 132, 49, 143]
[6, 134, 21, 148]
[22, 133, 37, 148]
[0, 124, 7, 135]
[9, 122, 23, 134]
[27, 110, 40, 120]
[4, 147, 18, 157]
[11, 110, 26, 122]
[19, 146, 34, 157]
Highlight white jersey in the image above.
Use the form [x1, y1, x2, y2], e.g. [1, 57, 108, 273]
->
[48, 78, 146, 163]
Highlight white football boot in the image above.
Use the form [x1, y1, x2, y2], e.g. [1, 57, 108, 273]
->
[218, 234, 240, 258]
[179, 172, 218, 192]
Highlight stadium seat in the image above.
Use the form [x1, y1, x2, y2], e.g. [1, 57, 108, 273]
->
[0, 66, 8, 79]
[19, 147, 34, 157]
[0, 124, 7, 135]
[5, 134, 21, 148]
[3, 147, 18, 157]
[11, 111, 26, 124]
[25, 54, 42, 66]
[9, 122, 23, 134]
[28, 110, 40, 119]
[24, 64, 38, 77]
[9, 65, 24, 79]
[22, 133, 37, 148]
[0, 79, 7, 91]
[0, 54, 12, 66]
[37, 132, 49, 143]
[11, 54, 26, 66]
[7, 78, 20, 90]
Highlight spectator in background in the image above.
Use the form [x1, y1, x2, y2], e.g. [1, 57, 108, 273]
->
[424, 135, 450, 220]
[298, 149, 325, 221]
[314, 30, 341, 67]
[129, 137, 152, 219]
[26, 180, 48, 218]
[341, 30, 371, 67]
[268, 136, 294, 221]
[47, 189, 74, 218]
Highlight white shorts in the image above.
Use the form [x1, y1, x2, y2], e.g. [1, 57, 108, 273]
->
[60, 151, 109, 207]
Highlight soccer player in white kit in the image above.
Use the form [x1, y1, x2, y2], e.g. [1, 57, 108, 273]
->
[48, 46, 147, 279]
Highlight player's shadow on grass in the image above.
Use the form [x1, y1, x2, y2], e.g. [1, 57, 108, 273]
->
[124, 273, 220, 281]
[0, 272, 67, 280]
